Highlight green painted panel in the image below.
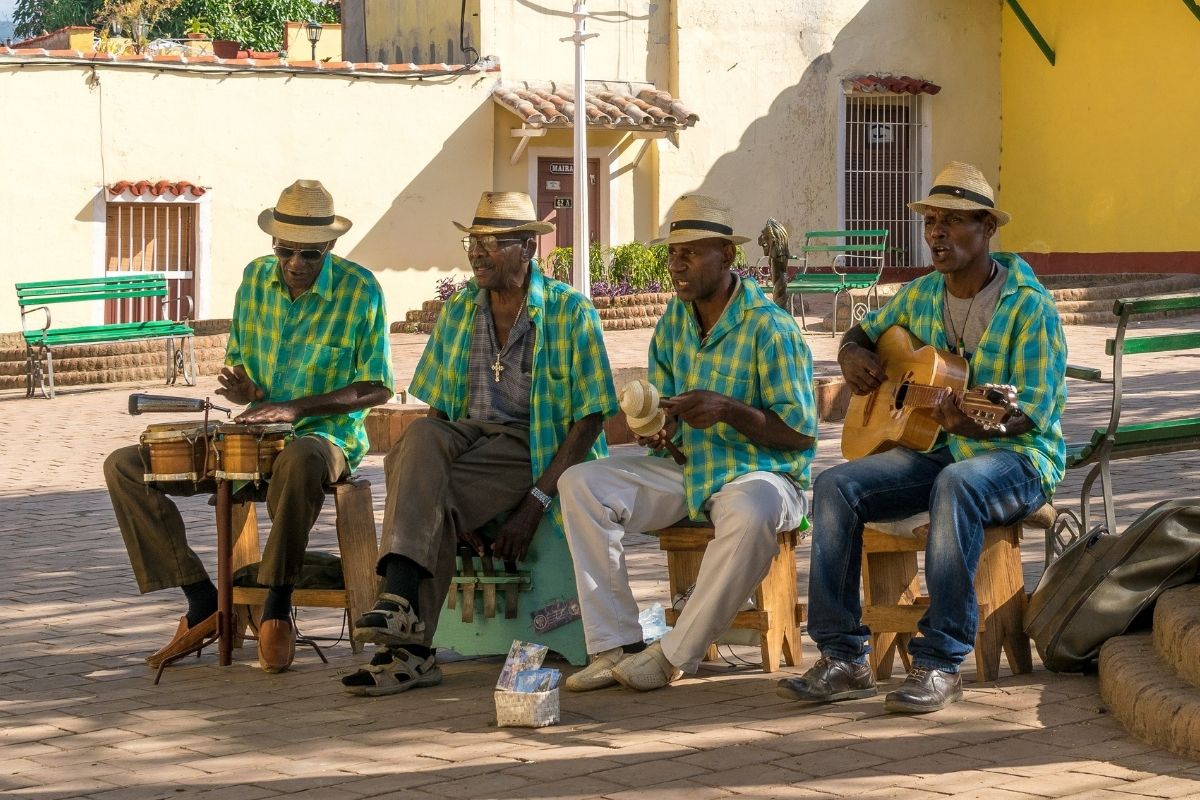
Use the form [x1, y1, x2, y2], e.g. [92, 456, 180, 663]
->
[1113, 294, 1200, 316]
[1107, 332, 1200, 356]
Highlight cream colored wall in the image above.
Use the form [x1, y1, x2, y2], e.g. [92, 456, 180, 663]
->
[1000, 0, 1200, 254]
[478, 0, 665, 83]
[656, 0, 1002, 249]
[363, 0, 479, 64]
[0, 65, 493, 333]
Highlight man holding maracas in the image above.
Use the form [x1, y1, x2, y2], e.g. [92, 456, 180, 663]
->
[558, 195, 817, 692]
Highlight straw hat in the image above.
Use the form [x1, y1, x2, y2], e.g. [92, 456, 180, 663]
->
[907, 161, 1011, 226]
[651, 194, 751, 245]
[257, 180, 352, 243]
[453, 192, 555, 235]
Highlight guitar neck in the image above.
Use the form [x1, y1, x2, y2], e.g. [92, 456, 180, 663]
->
[900, 383, 953, 409]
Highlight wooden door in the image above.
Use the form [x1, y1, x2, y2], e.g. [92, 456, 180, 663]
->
[104, 203, 196, 323]
[535, 157, 601, 268]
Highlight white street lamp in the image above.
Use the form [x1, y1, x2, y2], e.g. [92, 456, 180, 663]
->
[561, 2, 597, 298]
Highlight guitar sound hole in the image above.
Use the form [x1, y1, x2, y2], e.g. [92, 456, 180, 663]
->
[893, 383, 909, 410]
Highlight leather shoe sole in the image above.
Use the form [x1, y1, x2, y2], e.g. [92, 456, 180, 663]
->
[146, 613, 217, 669]
[258, 619, 296, 673]
[776, 678, 877, 703]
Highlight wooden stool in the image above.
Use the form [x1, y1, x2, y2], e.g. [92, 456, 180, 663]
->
[861, 503, 1055, 682]
[229, 478, 379, 654]
[656, 521, 805, 673]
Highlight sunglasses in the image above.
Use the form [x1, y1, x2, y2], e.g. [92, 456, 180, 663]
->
[461, 235, 527, 253]
[273, 245, 328, 263]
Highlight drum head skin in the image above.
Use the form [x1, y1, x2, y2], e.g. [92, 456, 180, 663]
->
[218, 423, 296, 436]
[141, 421, 220, 442]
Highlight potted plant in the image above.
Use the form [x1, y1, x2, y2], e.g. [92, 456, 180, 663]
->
[183, 15, 211, 38]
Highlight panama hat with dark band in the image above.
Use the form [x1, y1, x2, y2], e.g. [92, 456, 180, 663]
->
[651, 194, 751, 245]
[907, 161, 1011, 227]
[257, 179, 353, 243]
[454, 192, 555, 235]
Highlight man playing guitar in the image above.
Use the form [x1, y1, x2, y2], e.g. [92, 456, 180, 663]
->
[779, 162, 1067, 713]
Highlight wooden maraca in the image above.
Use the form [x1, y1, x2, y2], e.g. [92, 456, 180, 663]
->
[619, 379, 686, 465]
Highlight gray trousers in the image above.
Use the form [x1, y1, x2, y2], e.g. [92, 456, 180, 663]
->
[104, 435, 347, 592]
[379, 417, 532, 646]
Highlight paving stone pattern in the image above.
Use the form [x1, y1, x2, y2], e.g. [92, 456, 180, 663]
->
[3, 318, 1200, 799]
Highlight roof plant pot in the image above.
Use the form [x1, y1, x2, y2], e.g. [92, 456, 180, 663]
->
[212, 39, 239, 58]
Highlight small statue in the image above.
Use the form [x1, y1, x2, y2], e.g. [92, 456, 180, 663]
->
[758, 218, 790, 310]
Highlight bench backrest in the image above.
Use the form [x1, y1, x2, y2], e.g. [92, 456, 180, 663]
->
[798, 229, 889, 273]
[1108, 293, 1200, 357]
[16, 274, 170, 307]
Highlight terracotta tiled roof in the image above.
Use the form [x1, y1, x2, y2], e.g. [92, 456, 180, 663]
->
[493, 80, 698, 131]
[0, 46, 496, 77]
[108, 180, 207, 197]
[844, 74, 941, 95]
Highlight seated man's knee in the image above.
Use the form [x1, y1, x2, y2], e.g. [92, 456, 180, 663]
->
[385, 417, 441, 473]
[557, 460, 598, 503]
[715, 478, 782, 533]
[272, 437, 329, 484]
[103, 445, 141, 486]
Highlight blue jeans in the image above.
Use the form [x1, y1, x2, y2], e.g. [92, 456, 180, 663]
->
[807, 447, 1046, 672]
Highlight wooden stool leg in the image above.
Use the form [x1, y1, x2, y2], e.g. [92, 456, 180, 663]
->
[756, 530, 800, 673]
[334, 480, 380, 655]
[665, 546, 719, 660]
[973, 524, 1032, 680]
[862, 546, 919, 680]
[230, 500, 261, 647]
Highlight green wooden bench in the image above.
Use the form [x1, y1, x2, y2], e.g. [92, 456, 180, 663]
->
[16, 274, 196, 399]
[785, 228, 888, 336]
[1065, 292, 1200, 536]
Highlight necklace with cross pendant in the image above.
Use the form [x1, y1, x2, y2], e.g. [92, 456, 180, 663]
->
[490, 354, 504, 383]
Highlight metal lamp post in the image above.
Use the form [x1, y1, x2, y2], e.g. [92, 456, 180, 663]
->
[305, 20, 323, 60]
[561, 2, 597, 298]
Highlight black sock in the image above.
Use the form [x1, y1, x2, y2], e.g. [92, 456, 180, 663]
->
[181, 579, 217, 628]
[379, 554, 426, 617]
[622, 640, 648, 654]
[262, 584, 294, 622]
[405, 644, 433, 660]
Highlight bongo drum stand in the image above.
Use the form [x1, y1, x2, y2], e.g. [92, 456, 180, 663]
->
[153, 476, 330, 684]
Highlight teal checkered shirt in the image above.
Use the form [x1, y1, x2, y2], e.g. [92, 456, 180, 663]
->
[224, 253, 395, 471]
[858, 252, 1067, 497]
[408, 265, 619, 520]
[651, 275, 819, 520]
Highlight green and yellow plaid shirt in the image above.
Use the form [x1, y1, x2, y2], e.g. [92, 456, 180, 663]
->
[225, 253, 394, 471]
[858, 252, 1067, 496]
[651, 275, 818, 520]
[409, 265, 619, 524]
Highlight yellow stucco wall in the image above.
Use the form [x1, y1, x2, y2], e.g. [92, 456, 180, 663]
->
[0, 65, 493, 333]
[363, 0, 480, 65]
[1000, 0, 1200, 255]
[656, 0, 1002, 250]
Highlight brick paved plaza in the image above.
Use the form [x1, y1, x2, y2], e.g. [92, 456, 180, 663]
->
[4, 319, 1200, 799]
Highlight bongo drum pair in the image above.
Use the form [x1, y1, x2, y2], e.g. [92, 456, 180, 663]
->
[140, 421, 294, 484]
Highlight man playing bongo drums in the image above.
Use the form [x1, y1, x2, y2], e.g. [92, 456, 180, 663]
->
[104, 180, 393, 674]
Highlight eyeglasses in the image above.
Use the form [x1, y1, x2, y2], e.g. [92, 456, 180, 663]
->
[273, 245, 328, 263]
[461, 235, 526, 253]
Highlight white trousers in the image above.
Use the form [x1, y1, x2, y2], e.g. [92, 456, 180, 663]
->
[558, 453, 807, 672]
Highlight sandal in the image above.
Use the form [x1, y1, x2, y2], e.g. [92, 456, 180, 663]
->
[341, 647, 442, 697]
[352, 593, 426, 647]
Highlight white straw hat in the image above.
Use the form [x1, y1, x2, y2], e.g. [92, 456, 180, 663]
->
[907, 162, 1011, 226]
[651, 194, 751, 245]
[257, 180, 352, 243]
[454, 192, 555, 235]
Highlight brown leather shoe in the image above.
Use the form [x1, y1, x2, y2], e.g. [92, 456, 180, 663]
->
[146, 613, 217, 669]
[258, 619, 296, 673]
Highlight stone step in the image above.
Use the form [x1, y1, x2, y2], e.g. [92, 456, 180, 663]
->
[1098, 583, 1200, 759]
[1150, 583, 1200, 687]
[1099, 633, 1200, 760]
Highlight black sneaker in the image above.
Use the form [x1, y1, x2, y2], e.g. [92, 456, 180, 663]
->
[884, 666, 963, 713]
[776, 656, 877, 703]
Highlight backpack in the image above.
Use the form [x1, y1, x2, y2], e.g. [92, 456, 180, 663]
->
[1025, 498, 1200, 672]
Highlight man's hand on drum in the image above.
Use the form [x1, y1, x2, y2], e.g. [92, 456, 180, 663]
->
[216, 365, 265, 406]
[235, 401, 301, 425]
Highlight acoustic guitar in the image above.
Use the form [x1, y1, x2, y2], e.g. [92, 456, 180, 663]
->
[841, 326, 1020, 461]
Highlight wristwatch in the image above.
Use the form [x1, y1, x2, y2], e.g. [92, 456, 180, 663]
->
[529, 486, 553, 510]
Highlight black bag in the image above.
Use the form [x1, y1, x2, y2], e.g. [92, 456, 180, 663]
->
[1024, 498, 1200, 672]
[232, 551, 345, 590]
